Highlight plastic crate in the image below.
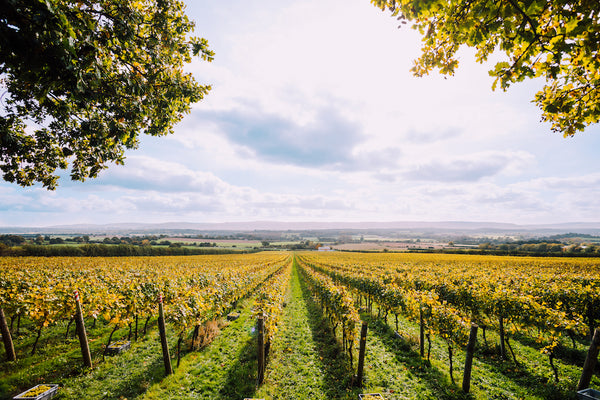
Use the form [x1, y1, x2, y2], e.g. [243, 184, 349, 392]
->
[578, 388, 600, 400]
[13, 384, 59, 400]
[359, 394, 384, 400]
[106, 340, 131, 355]
[227, 312, 240, 321]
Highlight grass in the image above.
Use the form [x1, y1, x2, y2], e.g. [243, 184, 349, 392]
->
[1, 298, 259, 400]
[58, 329, 167, 400]
[1, 260, 599, 399]
[357, 320, 467, 400]
[358, 302, 599, 400]
[139, 297, 259, 400]
[0, 316, 154, 399]
[255, 263, 356, 399]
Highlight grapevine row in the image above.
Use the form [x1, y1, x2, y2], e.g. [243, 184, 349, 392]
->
[296, 251, 598, 382]
[297, 259, 361, 366]
[0, 253, 291, 360]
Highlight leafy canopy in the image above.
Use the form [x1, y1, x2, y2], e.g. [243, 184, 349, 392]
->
[372, 0, 600, 136]
[0, 0, 214, 189]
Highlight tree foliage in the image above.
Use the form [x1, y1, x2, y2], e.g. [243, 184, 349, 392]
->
[0, 0, 214, 189]
[372, 0, 600, 136]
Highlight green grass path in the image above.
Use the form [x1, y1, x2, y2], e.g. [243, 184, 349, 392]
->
[358, 320, 464, 400]
[255, 263, 342, 399]
[255, 261, 453, 400]
[255, 261, 471, 399]
[139, 297, 259, 400]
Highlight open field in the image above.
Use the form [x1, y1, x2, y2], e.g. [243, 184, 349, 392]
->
[1, 252, 599, 399]
[331, 241, 449, 251]
[163, 238, 262, 246]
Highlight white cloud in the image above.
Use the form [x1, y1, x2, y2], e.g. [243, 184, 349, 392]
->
[526, 173, 600, 190]
[1, 0, 600, 227]
[99, 156, 231, 194]
[396, 151, 534, 182]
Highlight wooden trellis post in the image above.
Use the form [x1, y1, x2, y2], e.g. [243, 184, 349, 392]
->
[158, 294, 173, 375]
[257, 316, 265, 385]
[578, 328, 600, 391]
[74, 291, 93, 368]
[0, 307, 16, 361]
[356, 322, 368, 386]
[462, 324, 478, 393]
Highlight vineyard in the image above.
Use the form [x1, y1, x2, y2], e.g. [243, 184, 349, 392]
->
[1, 251, 599, 399]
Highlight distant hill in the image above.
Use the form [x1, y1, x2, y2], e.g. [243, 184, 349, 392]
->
[1, 220, 600, 236]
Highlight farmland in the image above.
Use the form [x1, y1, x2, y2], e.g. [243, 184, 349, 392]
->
[1, 252, 599, 399]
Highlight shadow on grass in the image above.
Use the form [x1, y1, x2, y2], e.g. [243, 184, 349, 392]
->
[99, 354, 166, 400]
[506, 329, 588, 367]
[367, 318, 472, 400]
[372, 313, 579, 400]
[473, 345, 579, 400]
[296, 268, 362, 399]
[217, 327, 258, 399]
[0, 320, 154, 400]
[469, 328, 584, 400]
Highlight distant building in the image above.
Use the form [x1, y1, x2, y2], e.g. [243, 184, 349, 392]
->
[317, 246, 332, 251]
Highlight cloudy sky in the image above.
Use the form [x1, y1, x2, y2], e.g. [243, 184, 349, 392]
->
[2, 0, 600, 227]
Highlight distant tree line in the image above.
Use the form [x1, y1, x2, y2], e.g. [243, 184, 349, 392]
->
[476, 241, 600, 255]
[0, 235, 27, 246]
[338, 241, 600, 257]
[1, 233, 216, 246]
[410, 242, 600, 257]
[0, 233, 263, 257]
[0, 241, 252, 258]
[98, 236, 216, 247]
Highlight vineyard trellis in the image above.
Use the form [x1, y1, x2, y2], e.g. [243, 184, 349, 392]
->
[2, 250, 600, 397]
[296, 251, 600, 387]
[0, 252, 292, 367]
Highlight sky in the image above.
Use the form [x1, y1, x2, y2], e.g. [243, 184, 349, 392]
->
[2, 0, 600, 227]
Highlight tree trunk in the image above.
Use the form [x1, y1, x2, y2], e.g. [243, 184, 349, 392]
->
[482, 324, 487, 346]
[103, 325, 119, 360]
[568, 330, 577, 349]
[549, 351, 559, 383]
[65, 316, 75, 339]
[419, 309, 425, 358]
[427, 333, 431, 361]
[143, 316, 151, 336]
[505, 335, 518, 365]
[587, 306, 595, 340]
[176, 335, 183, 368]
[191, 324, 200, 350]
[31, 326, 43, 356]
[448, 345, 455, 385]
